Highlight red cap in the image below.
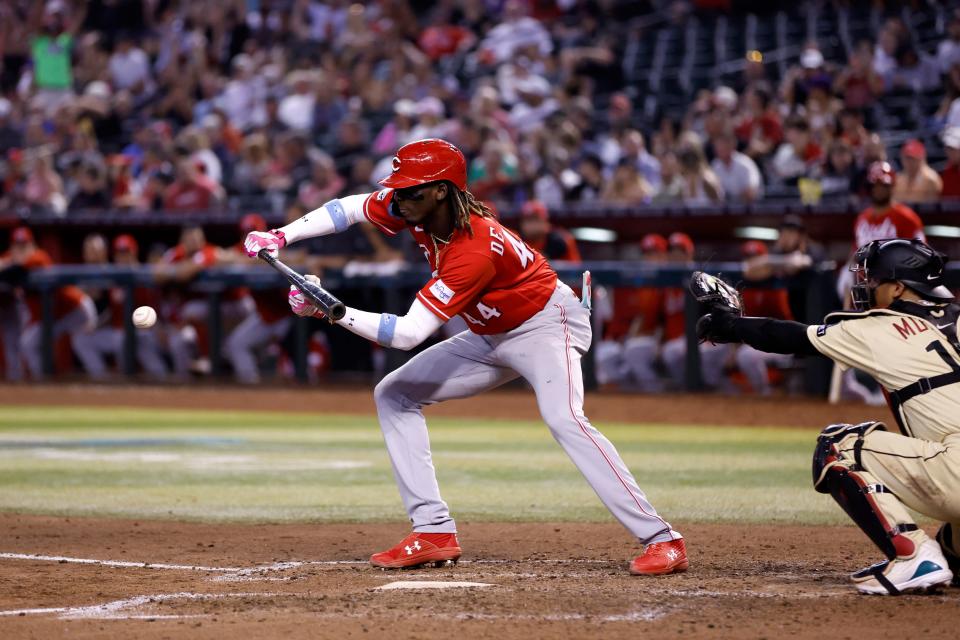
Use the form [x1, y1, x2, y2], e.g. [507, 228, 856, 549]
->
[866, 161, 896, 186]
[668, 232, 694, 256]
[240, 213, 267, 233]
[901, 139, 926, 159]
[113, 234, 138, 254]
[640, 233, 668, 253]
[521, 200, 549, 221]
[11, 226, 34, 244]
[378, 138, 467, 191]
[742, 240, 768, 257]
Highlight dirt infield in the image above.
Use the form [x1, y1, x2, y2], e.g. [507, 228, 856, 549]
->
[1, 515, 958, 639]
[4, 385, 953, 639]
[0, 383, 894, 428]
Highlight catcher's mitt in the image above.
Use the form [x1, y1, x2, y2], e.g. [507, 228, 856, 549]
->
[688, 271, 743, 344]
[688, 271, 744, 315]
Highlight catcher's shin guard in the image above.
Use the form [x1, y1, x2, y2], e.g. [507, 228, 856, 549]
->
[812, 421, 919, 560]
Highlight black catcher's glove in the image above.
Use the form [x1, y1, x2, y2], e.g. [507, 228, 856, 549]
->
[688, 271, 744, 344]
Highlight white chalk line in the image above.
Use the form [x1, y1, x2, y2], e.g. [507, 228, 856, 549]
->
[0, 591, 299, 620]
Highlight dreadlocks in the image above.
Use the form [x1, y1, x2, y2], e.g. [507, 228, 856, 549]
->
[449, 184, 495, 237]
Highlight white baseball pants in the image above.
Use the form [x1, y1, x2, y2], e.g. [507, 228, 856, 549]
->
[373, 282, 678, 544]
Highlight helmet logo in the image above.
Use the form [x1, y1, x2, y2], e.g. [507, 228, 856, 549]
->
[392, 156, 401, 172]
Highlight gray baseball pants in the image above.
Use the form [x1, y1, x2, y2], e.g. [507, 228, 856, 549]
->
[373, 281, 678, 544]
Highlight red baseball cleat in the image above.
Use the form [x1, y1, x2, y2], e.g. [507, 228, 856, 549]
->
[629, 538, 689, 575]
[370, 532, 462, 569]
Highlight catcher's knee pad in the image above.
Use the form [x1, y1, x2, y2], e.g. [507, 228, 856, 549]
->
[812, 421, 886, 492]
[812, 421, 918, 560]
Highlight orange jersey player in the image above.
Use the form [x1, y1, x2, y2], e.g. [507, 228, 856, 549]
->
[244, 138, 687, 576]
[595, 233, 666, 392]
[0, 227, 96, 379]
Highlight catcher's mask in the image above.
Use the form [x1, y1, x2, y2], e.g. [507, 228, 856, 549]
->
[849, 238, 952, 311]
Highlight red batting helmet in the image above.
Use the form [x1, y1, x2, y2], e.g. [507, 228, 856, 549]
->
[741, 240, 768, 257]
[866, 161, 896, 186]
[240, 213, 267, 234]
[521, 200, 549, 221]
[668, 232, 694, 256]
[378, 138, 467, 191]
[640, 233, 668, 253]
[113, 234, 139, 254]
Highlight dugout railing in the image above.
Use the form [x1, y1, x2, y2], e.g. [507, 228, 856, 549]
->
[18, 261, 858, 394]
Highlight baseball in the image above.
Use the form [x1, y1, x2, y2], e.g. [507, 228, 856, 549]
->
[132, 305, 157, 329]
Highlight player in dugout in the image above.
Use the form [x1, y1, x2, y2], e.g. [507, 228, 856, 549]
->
[244, 138, 687, 576]
[695, 238, 960, 595]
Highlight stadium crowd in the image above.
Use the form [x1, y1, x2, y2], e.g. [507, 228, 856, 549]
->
[1, 0, 960, 390]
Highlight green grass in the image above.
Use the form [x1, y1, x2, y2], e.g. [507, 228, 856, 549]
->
[0, 405, 846, 525]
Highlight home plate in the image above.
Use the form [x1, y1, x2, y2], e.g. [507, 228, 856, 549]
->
[376, 581, 494, 591]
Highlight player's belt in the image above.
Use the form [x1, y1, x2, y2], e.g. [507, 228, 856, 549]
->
[888, 371, 960, 405]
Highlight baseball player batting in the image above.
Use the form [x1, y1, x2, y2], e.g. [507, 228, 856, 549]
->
[694, 238, 960, 595]
[245, 138, 686, 575]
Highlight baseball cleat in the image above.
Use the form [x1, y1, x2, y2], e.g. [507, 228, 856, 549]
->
[852, 540, 954, 595]
[370, 532, 461, 569]
[629, 538, 688, 576]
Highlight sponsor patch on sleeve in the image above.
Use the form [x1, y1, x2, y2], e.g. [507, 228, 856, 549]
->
[816, 325, 828, 337]
[429, 279, 456, 305]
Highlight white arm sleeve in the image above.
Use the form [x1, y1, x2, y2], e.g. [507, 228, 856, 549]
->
[279, 193, 369, 244]
[335, 298, 445, 351]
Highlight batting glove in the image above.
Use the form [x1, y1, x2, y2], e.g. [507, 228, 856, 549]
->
[288, 275, 326, 319]
[244, 229, 286, 258]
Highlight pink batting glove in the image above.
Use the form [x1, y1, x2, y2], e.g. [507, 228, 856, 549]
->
[244, 229, 286, 258]
[288, 283, 326, 319]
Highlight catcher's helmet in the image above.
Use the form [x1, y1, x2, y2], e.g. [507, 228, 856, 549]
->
[378, 138, 467, 191]
[850, 238, 953, 310]
[866, 161, 896, 186]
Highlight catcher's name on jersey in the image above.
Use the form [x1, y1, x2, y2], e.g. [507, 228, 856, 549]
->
[362, 189, 558, 334]
[807, 300, 960, 442]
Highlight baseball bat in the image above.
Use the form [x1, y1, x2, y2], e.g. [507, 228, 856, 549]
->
[257, 249, 346, 321]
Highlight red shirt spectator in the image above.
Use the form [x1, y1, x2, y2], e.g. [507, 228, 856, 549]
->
[163, 160, 223, 211]
[939, 128, 960, 199]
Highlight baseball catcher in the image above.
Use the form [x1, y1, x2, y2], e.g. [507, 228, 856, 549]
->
[244, 139, 686, 575]
[693, 238, 959, 594]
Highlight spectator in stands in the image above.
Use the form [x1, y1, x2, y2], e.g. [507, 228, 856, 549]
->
[566, 153, 606, 202]
[108, 31, 151, 92]
[601, 158, 652, 205]
[596, 233, 667, 392]
[517, 200, 581, 263]
[232, 133, 272, 196]
[818, 140, 858, 201]
[508, 75, 557, 135]
[618, 129, 661, 190]
[834, 42, 883, 111]
[372, 100, 418, 156]
[940, 127, 960, 199]
[468, 139, 519, 203]
[938, 15, 960, 75]
[888, 45, 941, 94]
[735, 85, 782, 161]
[278, 70, 317, 132]
[782, 46, 833, 110]
[69, 163, 110, 211]
[0, 98, 22, 151]
[893, 139, 943, 204]
[297, 152, 346, 211]
[771, 116, 822, 185]
[409, 97, 456, 142]
[710, 130, 762, 203]
[28, 3, 84, 114]
[162, 157, 225, 212]
[24, 147, 66, 214]
[652, 150, 683, 203]
[479, 0, 552, 64]
[676, 136, 723, 204]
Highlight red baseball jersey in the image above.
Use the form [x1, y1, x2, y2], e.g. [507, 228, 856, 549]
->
[853, 203, 925, 249]
[742, 288, 793, 320]
[604, 287, 663, 341]
[5, 249, 86, 322]
[662, 288, 687, 342]
[362, 189, 557, 333]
